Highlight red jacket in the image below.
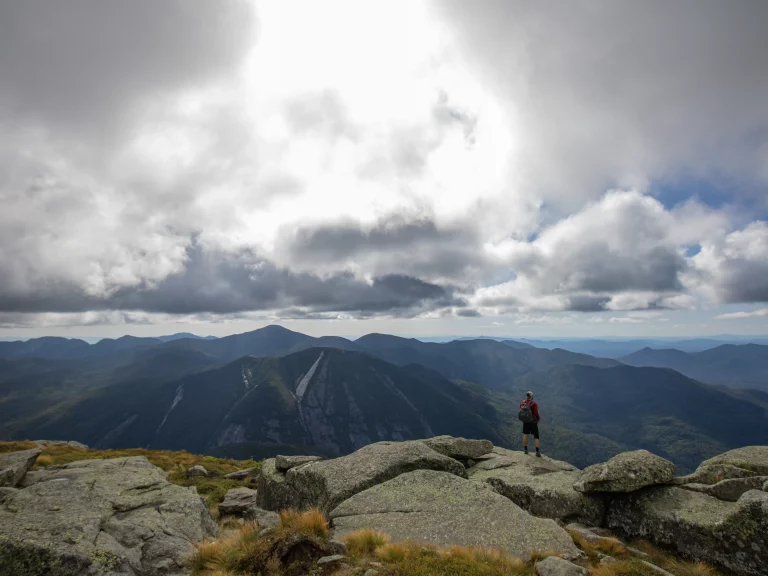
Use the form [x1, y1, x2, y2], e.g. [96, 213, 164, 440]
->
[520, 400, 540, 423]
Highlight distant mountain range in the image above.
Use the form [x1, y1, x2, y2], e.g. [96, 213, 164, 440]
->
[1, 325, 767, 472]
[620, 344, 768, 391]
[507, 337, 768, 357]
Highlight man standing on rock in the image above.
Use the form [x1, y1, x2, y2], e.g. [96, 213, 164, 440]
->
[519, 391, 541, 457]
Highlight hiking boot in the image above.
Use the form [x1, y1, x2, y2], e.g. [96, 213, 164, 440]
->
[535, 451, 541, 458]
[524, 448, 529, 455]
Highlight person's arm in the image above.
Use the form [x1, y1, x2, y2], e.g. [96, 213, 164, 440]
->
[532, 402, 540, 422]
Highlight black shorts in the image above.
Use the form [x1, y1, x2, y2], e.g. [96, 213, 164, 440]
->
[522, 422, 539, 439]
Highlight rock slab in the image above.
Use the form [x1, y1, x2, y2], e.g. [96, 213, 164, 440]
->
[330, 470, 579, 560]
[469, 450, 604, 525]
[187, 464, 209, 478]
[535, 556, 587, 576]
[606, 486, 768, 576]
[679, 476, 768, 501]
[675, 446, 768, 485]
[0, 455, 218, 576]
[34, 440, 88, 450]
[224, 466, 258, 480]
[259, 440, 466, 514]
[0, 448, 40, 487]
[421, 436, 493, 460]
[574, 450, 675, 493]
[275, 455, 324, 472]
[219, 486, 260, 516]
[243, 506, 280, 529]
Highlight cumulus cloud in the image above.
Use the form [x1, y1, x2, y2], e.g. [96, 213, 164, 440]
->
[0, 0, 767, 331]
[689, 222, 768, 304]
[437, 0, 768, 208]
[473, 191, 729, 312]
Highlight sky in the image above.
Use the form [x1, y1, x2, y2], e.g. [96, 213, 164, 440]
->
[1, 0, 767, 340]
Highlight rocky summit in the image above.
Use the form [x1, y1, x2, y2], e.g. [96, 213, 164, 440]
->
[0, 455, 217, 576]
[1, 437, 767, 575]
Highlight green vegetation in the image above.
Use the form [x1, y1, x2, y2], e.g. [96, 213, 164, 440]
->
[0, 441, 260, 507]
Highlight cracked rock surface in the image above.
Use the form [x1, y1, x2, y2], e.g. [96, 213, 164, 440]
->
[0, 455, 217, 576]
[329, 469, 579, 560]
[259, 440, 466, 515]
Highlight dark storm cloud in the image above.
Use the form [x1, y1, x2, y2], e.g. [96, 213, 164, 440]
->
[529, 244, 686, 294]
[0, 0, 255, 134]
[456, 308, 481, 317]
[0, 242, 465, 318]
[282, 214, 491, 281]
[565, 295, 611, 312]
[707, 257, 768, 304]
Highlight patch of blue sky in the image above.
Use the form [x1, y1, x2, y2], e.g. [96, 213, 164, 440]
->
[649, 174, 768, 220]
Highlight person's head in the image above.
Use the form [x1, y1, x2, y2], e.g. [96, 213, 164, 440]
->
[526, 391, 534, 400]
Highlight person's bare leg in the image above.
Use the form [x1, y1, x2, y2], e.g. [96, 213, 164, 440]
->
[534, 438, 540, 449]
[523, 434, 529, 453]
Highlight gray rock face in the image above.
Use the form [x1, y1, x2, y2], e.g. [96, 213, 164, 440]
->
[259, 441, 466, 514]
[243, 506, 280, 529]
[675, 446, 768, 486]
[330, 470, 579, 560]
[275, 455, 323, 472]
[469, 450, 604, 525]
[219, 487, 260, 516]
[224, 466, 258, 480]
[565, 523, 600, 544]
[0, 487, 18, 504]
[574, 450, 675, 493]
[679, 476, 768, 501]
[764, 479, 768, 492]
[606, 486, 768, 576]
[699, 446, 768, 475]
[421, 436, 493, 460]
[34, 440, 88, 450]
[0, 448, 40, 487]
[316, 554, 346, 566]
[674, 463, 756, 485]
[256, 458, 304, 511]
[0, 456, 218, 576]
[535, 556, 587, 576]
[187, 464, 209, 478]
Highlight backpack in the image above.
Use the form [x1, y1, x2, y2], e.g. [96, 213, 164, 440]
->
[518, 401, 535, 423]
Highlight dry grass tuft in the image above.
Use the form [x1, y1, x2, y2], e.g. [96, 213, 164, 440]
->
[35, 454, 54, 467]
[343, 529, 390, 556]
[596, 538, 627, 557]
[376, 542, 416, 563]
[668, 560, 719, 576]
[528, 549, 564, 563]
[278, 508, 329, 538]
[375, 541, 534, 575]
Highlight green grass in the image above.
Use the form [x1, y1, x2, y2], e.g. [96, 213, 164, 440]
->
[0, 441, 260, 507]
